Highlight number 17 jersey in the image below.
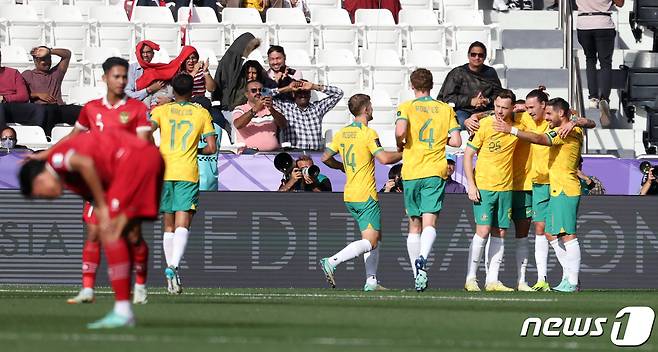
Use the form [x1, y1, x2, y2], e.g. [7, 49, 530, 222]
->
[150, 101, 215, 182]
[396, 96, 460, 181]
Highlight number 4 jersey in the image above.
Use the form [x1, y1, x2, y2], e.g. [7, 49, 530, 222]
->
[151, 101, 216, 183]
[396, 96, 460, 181]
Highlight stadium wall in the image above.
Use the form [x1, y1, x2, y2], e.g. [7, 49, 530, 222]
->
[0, 191, 656, 289]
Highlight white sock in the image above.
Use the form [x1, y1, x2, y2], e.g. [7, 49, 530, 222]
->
[162, 232, 174, 266]
[406, 233, 421, 277]
[516, 237, 529, 285]
[550, 239, 569, 280]
[81, 287, 94, 295]
[466, 234, 486, 280]
[329, 239, 372, 267]
[564, 239, 581, 286]
[419, 226, 437, 259]
[534, 235, 549, 282]
[363, 242, 380, 279]
[113, 300, 133, 318]
[171, 227, 189, 268]
[134, 283, 146, 290]
[486, 237, 504, 285]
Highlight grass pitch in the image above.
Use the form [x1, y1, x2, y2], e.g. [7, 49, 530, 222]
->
[0, 286, 656, 352]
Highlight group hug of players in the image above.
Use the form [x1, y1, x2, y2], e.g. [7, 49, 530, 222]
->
[17, 57, 594, 329]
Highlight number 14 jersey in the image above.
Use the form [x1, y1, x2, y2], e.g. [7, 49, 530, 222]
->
[151, 101, 215, 183]
[396, 96, 460, 181]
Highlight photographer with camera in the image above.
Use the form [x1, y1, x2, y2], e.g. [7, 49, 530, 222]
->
[278, 154, 332, 192]
[381, 163, 403, 192]
[639, 161, 658, 195]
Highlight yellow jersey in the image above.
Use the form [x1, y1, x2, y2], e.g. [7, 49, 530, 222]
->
[151, 102, 216, 182]
[467, 116, 521, 191]
[512, 112, 534, 191]
[328, 122, 383, 203]
[530, 118, 551, 185]
[396, 96, 460, 181]
[546, 126, 583, 197]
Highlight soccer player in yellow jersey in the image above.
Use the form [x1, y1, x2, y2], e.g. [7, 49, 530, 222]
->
[150, 74, 217, 294]
[463, 90, 520, 292]
[395, 69, 462, 292]
[494, 98, 585, 293]
[320, 94, 402, 290]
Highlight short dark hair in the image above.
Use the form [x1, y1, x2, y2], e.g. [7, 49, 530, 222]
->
[267, 45, 285, 57]
[296, 154, 314, 166]
[246, 79, 263, 89]
[2, 126, 17, 138]
[468, 41, 487, 57]
[410, 68, 433, 92]
[546, 97, 570, 115]
[348, 94, 371, 116]
[526, 86, 549, 103]
[19, 159, 46, 197]
[102, 57, 129, 74]
[388, 163, 402, 179]
[495, 89, 517, 104]
[172, 73, 194, 96]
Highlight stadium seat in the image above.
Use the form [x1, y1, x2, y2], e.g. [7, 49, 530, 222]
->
[221, 8, 269, 49]
[285, 49, 320, 83]
[266, 8, 313, 57]
[70, 0, 109, 18]
[9, 124, 48, 145]
[0, 5, 46, 50]
[0, 45, 32, 72]
[400, 0, 431, 10]
[82, 46, 121, 86]
[178, 6, 225, 57]
[67, 85, 104, 105]
[44, 6, 89, 59]
[399, 9, 448, 54]
[350, 88, 396, 126]
[406, 49, 450, 94]
[305, 0, 340, 9]
[60, 62, 83, 102]
[26, 0, 62, 18]
[378, 128, 396, 149]
[317, 48, 362, 95]
[360, 48, 405, 105]
[355, 9, 402, 58]
[88, 6, 134, 57]
[0, 0, 16, 4]
[50, 124, 73, 144]
[131, 6, 180, 57]
[445, 9, 497, 63]
[149, 46, 171, 63]
[322, 104, 350, 144]
[311, 8, 358, 58]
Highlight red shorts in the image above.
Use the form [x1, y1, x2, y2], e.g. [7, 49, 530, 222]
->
[82, 201, 98, 225]
[106, 145, 165, 221]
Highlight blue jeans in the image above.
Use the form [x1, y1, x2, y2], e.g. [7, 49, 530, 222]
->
[455, 110, 470, 130]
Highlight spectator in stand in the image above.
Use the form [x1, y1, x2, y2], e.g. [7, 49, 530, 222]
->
[640, 165, 658, 195]
[180, 51, 217, 110]
[577, 157, 606, 195]
[283, 0, 311, 22]
[232, 80, 287, 153]
[344, 0, 401, 23]
[437, 41, 503, 130]
[198, 122, 222, 191]
[266, 46, 302, 100]
[381, 163, 403, 192]
[0, 49, 46, 131]
[243, 0, 283, 20]
[22, 46, 81, 136]
[1, 127, 32, 151]
[278, 155, 332, 192]
[445, 154, 466, 194]
[228, 60, 267, 111]
[126, 41, 165, 107]
[272, 80, 343, 150]
[576, 0, 624, 110]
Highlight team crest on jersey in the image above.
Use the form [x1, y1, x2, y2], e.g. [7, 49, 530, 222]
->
[51, 153, 64, 168]
[119, 112, 130, 124]
[547, 130, 557, 138]
[481, 214, 488, 221]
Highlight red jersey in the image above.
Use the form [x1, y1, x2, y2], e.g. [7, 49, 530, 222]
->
[75, 96, 151, 135]
[47, 130, 151, 201]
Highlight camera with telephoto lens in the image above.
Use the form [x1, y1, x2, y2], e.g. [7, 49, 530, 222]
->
[640, 161, 658, 178]
[274, 152, 294, 181]
[301, 165, 320, 179]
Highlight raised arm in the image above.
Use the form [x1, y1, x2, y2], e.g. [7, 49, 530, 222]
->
[493, 119, 551, 146]
[50, 48, 72, 72]
[375, 151, 402, 165]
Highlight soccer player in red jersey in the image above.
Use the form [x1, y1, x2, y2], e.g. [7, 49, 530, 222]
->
[43, 57, 153, 305]
[19, 129, 164, 329]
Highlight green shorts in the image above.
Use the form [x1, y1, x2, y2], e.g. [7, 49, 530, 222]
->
[512, 190, 533, 220]
[160, 181, 199, 213]
[345, 197, 381, 232]
[402, 176, 446, 218]
[532, 184, 550, 223]
[473, 190, 512, 229]
[546, 192, 580, 235]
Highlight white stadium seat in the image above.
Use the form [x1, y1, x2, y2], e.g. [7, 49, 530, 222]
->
[285, 49, 319, 83]
[0, 5, 46, 50]
[26, 0, 62, 18]
[318, 49, 363, 102]
[360, 48, 405, 105]
[131, 6, 180, 57]
[406, 49, 450, 94]
[400, 0, 431, 10]
[221, 8, 269, 49]
[355, 9, 402, 58]
[445, 9, 497, 63]
[44, 6, 89, 59]
[266, 8, 313, 57]
[70, 0, 108, 19]
[67, 85, 105, 105]
[61, 62, 83, 102]
[0, 45, 30, 63]
[306, 0, 340, 9]
[377, 128, 396, 149]
[82, 46, 121, 86]
[312, 8, 358, 58]
[399, 9, 447, 54]
[322, 104, 350, 145]
[9, 124, 48, 145]
[350, 88, 395, 127]
[50, 124, 73, 144]
[89, 6, 135, 57]
[178, 6, 225, 57]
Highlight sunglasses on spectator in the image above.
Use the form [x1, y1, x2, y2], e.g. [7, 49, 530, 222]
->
[250, 88, 263, 93]
[0, 136, 16, 141]
[469, 52, 485, 58]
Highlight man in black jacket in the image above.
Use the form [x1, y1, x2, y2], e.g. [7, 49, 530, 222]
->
[437, 41, 503, 129]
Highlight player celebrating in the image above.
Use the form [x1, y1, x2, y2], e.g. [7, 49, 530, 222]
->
[463, 90, 519, 292]
[494, 98, 586, 293]
[19, 130, 164, 328]
[320, 94, 401, 290]
[395, 69, 462, 292]
[150, 74, 217, 294]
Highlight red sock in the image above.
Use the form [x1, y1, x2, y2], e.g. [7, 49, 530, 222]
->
[82, 241, 101, 289]
[103, 238, 131, 301]
[130, 240, 149, 285]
